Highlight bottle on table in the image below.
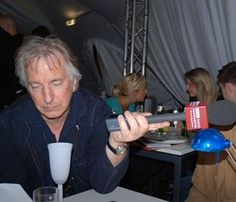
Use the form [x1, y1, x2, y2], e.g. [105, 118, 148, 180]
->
[156, 104, 165, 138]
[172, 108, 179, 128]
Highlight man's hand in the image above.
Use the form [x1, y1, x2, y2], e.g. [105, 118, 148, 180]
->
[106, 111, 170, 166]
[110, 111, 170, 144]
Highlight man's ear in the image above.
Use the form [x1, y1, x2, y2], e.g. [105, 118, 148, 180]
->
[226, 82, 233, 94]
[72, 78, 79, 92]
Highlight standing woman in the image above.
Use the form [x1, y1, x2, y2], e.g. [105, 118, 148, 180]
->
[105, 73, 147, 114]
[184, 67, 218, 103]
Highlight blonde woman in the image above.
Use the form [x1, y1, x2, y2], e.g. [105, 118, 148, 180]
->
[105, 73, 147, 114]
[184, 67, 218, 103]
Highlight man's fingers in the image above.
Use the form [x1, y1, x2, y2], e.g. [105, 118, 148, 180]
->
[148, 121, 170, 131]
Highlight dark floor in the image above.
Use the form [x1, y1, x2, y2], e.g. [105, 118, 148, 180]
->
[120, 154, 196, 202]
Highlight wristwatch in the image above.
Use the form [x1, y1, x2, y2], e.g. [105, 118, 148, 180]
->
[107, 140, 128, 155]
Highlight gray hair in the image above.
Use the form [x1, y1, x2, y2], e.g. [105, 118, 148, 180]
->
[15, 35, 82, 89]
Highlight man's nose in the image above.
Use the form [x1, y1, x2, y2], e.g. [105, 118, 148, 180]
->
[42, 86, 53, 104]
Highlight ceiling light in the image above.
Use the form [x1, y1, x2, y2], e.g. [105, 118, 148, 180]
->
[65, 18, 77, 27]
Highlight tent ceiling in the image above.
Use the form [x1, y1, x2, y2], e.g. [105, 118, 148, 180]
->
[78, 0, 126, 23]
[34, 0, 90, 23]
[0, 0, 125, 33]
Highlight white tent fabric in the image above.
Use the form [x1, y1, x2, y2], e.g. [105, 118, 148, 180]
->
[1, 0, 236, 106]
[147, 0, 236, 103]
[84, 0, 236, 105]
[83, 38, 177, 106]
[81, 39, 123, 95]
[92, 39, 124, 95]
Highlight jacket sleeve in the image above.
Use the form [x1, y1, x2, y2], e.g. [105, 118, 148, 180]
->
[0, 118, 26, 187]
[87, 99, 129, 193]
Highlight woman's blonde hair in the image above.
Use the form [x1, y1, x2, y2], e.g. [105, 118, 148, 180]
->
[112, 73, 147, 97]
[184, 67, 217, 103]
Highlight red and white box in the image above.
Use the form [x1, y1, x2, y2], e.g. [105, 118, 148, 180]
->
[185, 101, 209, 130]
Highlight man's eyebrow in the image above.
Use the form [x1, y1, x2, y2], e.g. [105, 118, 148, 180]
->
[28, 81, 41, 84]
[51, 78, 63, 82]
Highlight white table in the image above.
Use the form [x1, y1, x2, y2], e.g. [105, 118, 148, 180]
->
[0, 183, 32, 202]
[64, 186, 167, 202]
[0, 184, 166, 202]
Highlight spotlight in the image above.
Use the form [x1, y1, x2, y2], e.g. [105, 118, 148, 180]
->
[65, 18, 77, 27]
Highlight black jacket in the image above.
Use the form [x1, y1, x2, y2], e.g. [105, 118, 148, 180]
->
[0, 91, 128, 197]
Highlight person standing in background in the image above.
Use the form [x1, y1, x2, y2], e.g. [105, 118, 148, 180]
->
[186, 62, 236, 202]
[0, 14, 25, 110]
[105, 73, 147, 114]
[184, 67, 218, 103]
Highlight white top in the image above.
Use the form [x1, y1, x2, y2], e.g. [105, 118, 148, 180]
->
[64, 186, 167, 202]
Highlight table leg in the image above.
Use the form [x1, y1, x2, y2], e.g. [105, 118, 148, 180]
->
[172, 157, 181, 202]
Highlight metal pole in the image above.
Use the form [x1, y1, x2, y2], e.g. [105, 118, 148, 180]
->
[123, 0, 130, 76]
[141, 0, 149, 76]
[130, 0, 136, 73]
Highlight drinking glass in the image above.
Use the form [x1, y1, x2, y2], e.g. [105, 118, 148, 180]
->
[33, 186, 58, 202]
[48, 142, 73, 202]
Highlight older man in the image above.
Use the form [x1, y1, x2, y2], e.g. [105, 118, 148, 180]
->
[0, 36, 169, 197]
[186, 61, 236, 202]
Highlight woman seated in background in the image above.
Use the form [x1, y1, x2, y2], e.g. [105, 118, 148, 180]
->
[179, 67, 218, 201]
[105, 73, 147, 114]
[184, 67, 218, 103]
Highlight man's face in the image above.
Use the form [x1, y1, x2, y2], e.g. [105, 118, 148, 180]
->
[26, 54, 76, 122]
[220, 83, 236, 104]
